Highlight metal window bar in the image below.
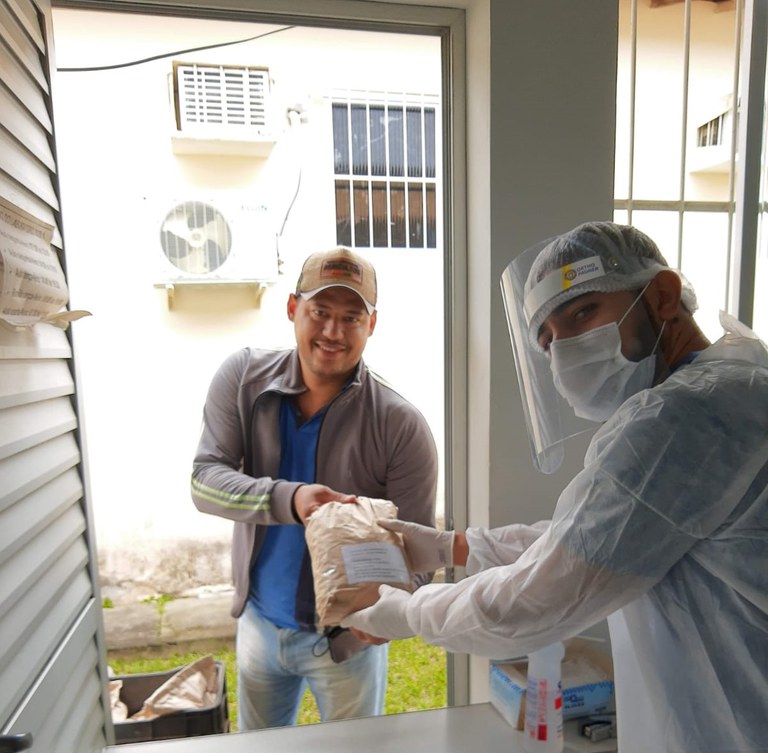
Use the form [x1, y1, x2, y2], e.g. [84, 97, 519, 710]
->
[731, 0, 767, 325]
[677, 0, 692, 266]
[725, 0, 745, 315]
[403, 105, 412, 245]
[383, 106, 393, 247]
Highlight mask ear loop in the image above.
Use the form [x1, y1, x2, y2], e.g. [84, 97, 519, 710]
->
[617, 280, 668, 374]
[617, 280, 653, 328]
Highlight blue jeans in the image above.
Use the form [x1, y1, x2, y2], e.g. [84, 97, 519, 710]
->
[236, 603, 388, 730]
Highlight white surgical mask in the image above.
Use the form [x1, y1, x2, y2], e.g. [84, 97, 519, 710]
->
[549, 288, 665, 422]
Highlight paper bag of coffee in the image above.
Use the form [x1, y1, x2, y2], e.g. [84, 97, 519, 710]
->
[305, 497, 414, 628]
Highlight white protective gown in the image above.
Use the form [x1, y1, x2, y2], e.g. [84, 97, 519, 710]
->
[407, 321, 768, 753]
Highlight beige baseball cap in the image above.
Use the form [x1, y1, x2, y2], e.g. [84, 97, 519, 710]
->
[295, 247, 377, 314]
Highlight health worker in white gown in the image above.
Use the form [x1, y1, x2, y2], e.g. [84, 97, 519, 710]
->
[342, 221, 768, 753]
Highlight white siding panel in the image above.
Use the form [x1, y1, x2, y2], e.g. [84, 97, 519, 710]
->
[0, 536, 88, 673]
[0, 85, 56, 170]
[0, 0, 110, 746]
[0, 1, 47, 89]
[50, 669, 105, 753]
[30, 645, 97, 751]
[0, 127, 59, 207]
[0, 358, 74, 408]
[0, 568, 91, 725]
[0, 503, 85, 614]
[0, 171, 59, 232]
[0, 468, 82, 566]
[0, 396, 77, 460]
[4, 601, 105, 753]
[0, 321, 71, 359]
[3, 0, 44, 52]
[0, 434, 80, 514]
[0, 38, 50, 127]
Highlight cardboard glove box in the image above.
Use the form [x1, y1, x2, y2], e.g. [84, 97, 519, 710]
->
[489, 637, 615, 729]
[305, 497, 414, 628]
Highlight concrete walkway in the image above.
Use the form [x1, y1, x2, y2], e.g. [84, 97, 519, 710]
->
[103, 589, 236, 653]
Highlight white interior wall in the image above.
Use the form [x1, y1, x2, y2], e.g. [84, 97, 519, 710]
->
[485, 0, 618, 528]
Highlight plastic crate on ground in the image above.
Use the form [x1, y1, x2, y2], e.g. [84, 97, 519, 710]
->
[112, 660, 229, 744]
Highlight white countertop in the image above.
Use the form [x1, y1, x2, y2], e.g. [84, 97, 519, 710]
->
[109, 703, 617, 753]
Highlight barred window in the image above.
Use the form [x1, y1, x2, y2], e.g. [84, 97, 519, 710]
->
[332, 97, 438, 249]
[697, 112, 728, 148]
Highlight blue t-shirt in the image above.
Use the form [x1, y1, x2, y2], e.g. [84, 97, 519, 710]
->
[248, 398, 323, 629]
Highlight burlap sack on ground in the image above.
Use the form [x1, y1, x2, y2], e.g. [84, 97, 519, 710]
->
[306, 497, 414, 628]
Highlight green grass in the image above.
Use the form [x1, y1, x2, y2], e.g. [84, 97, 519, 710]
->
[108, 637, 446, 731]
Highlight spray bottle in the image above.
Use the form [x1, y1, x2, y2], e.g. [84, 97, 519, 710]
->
[523, 641, 565, 753]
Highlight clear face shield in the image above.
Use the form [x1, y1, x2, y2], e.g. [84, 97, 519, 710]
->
[500, 240, 601, 474]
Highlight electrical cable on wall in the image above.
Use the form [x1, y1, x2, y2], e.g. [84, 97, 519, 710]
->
[275, 107, 306, 276]
[57, 25, 295, 72]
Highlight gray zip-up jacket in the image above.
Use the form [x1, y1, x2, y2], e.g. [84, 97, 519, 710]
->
[191, 347, 438, 622]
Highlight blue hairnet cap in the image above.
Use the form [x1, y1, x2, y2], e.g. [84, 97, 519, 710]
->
[523, 221, 697, 345]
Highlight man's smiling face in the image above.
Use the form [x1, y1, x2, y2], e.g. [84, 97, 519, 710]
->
[288, 286, 376, 386]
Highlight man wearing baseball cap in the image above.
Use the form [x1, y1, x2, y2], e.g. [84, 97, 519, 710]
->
[191, 246, 438, 731]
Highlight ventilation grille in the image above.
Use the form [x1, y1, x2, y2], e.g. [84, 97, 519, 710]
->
[174, 63, 270, 131]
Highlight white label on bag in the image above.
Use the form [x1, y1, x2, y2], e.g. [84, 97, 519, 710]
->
[341, 543, 410, 584]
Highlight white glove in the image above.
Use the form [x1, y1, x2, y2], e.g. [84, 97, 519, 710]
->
[341, 585, 415, 640]
[378, 518, 455, 573]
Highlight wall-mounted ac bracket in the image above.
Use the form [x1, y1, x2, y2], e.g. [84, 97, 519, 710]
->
[154, 279, 271, 310]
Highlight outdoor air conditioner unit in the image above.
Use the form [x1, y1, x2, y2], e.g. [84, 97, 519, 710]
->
[155, 199, 278, 283]
[170, 62, 277, 156]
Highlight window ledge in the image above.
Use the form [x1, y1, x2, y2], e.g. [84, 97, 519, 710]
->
[688, 144, 732, 174]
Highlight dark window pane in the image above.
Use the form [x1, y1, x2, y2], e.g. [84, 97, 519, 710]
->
[369, 106, 387, 176]
[353, 180, 370, 246]
[332, 103, 349, 174]
[408, 182, 424, 247]
[335, 181, 352, 246]
[371, 181, 388, 247]
[388, 107, 404, 177]
[426, 184, 436, 248]
[351, 104, 369, 175]
[390, 182, 406, 247]
[424, 107, 436, 178]
[406, 107, 423, 178]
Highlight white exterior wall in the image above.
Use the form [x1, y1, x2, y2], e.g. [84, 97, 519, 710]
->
[52, 11, 444, 598]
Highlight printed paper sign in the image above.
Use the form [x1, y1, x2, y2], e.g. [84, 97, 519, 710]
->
[341, 542, 410, 584]
[0, 197, 81, 327]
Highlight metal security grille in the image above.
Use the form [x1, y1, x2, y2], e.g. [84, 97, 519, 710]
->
[332, 93, 439, 249]
[173, 63, 270, 131]
[614, 0, 766, 332]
